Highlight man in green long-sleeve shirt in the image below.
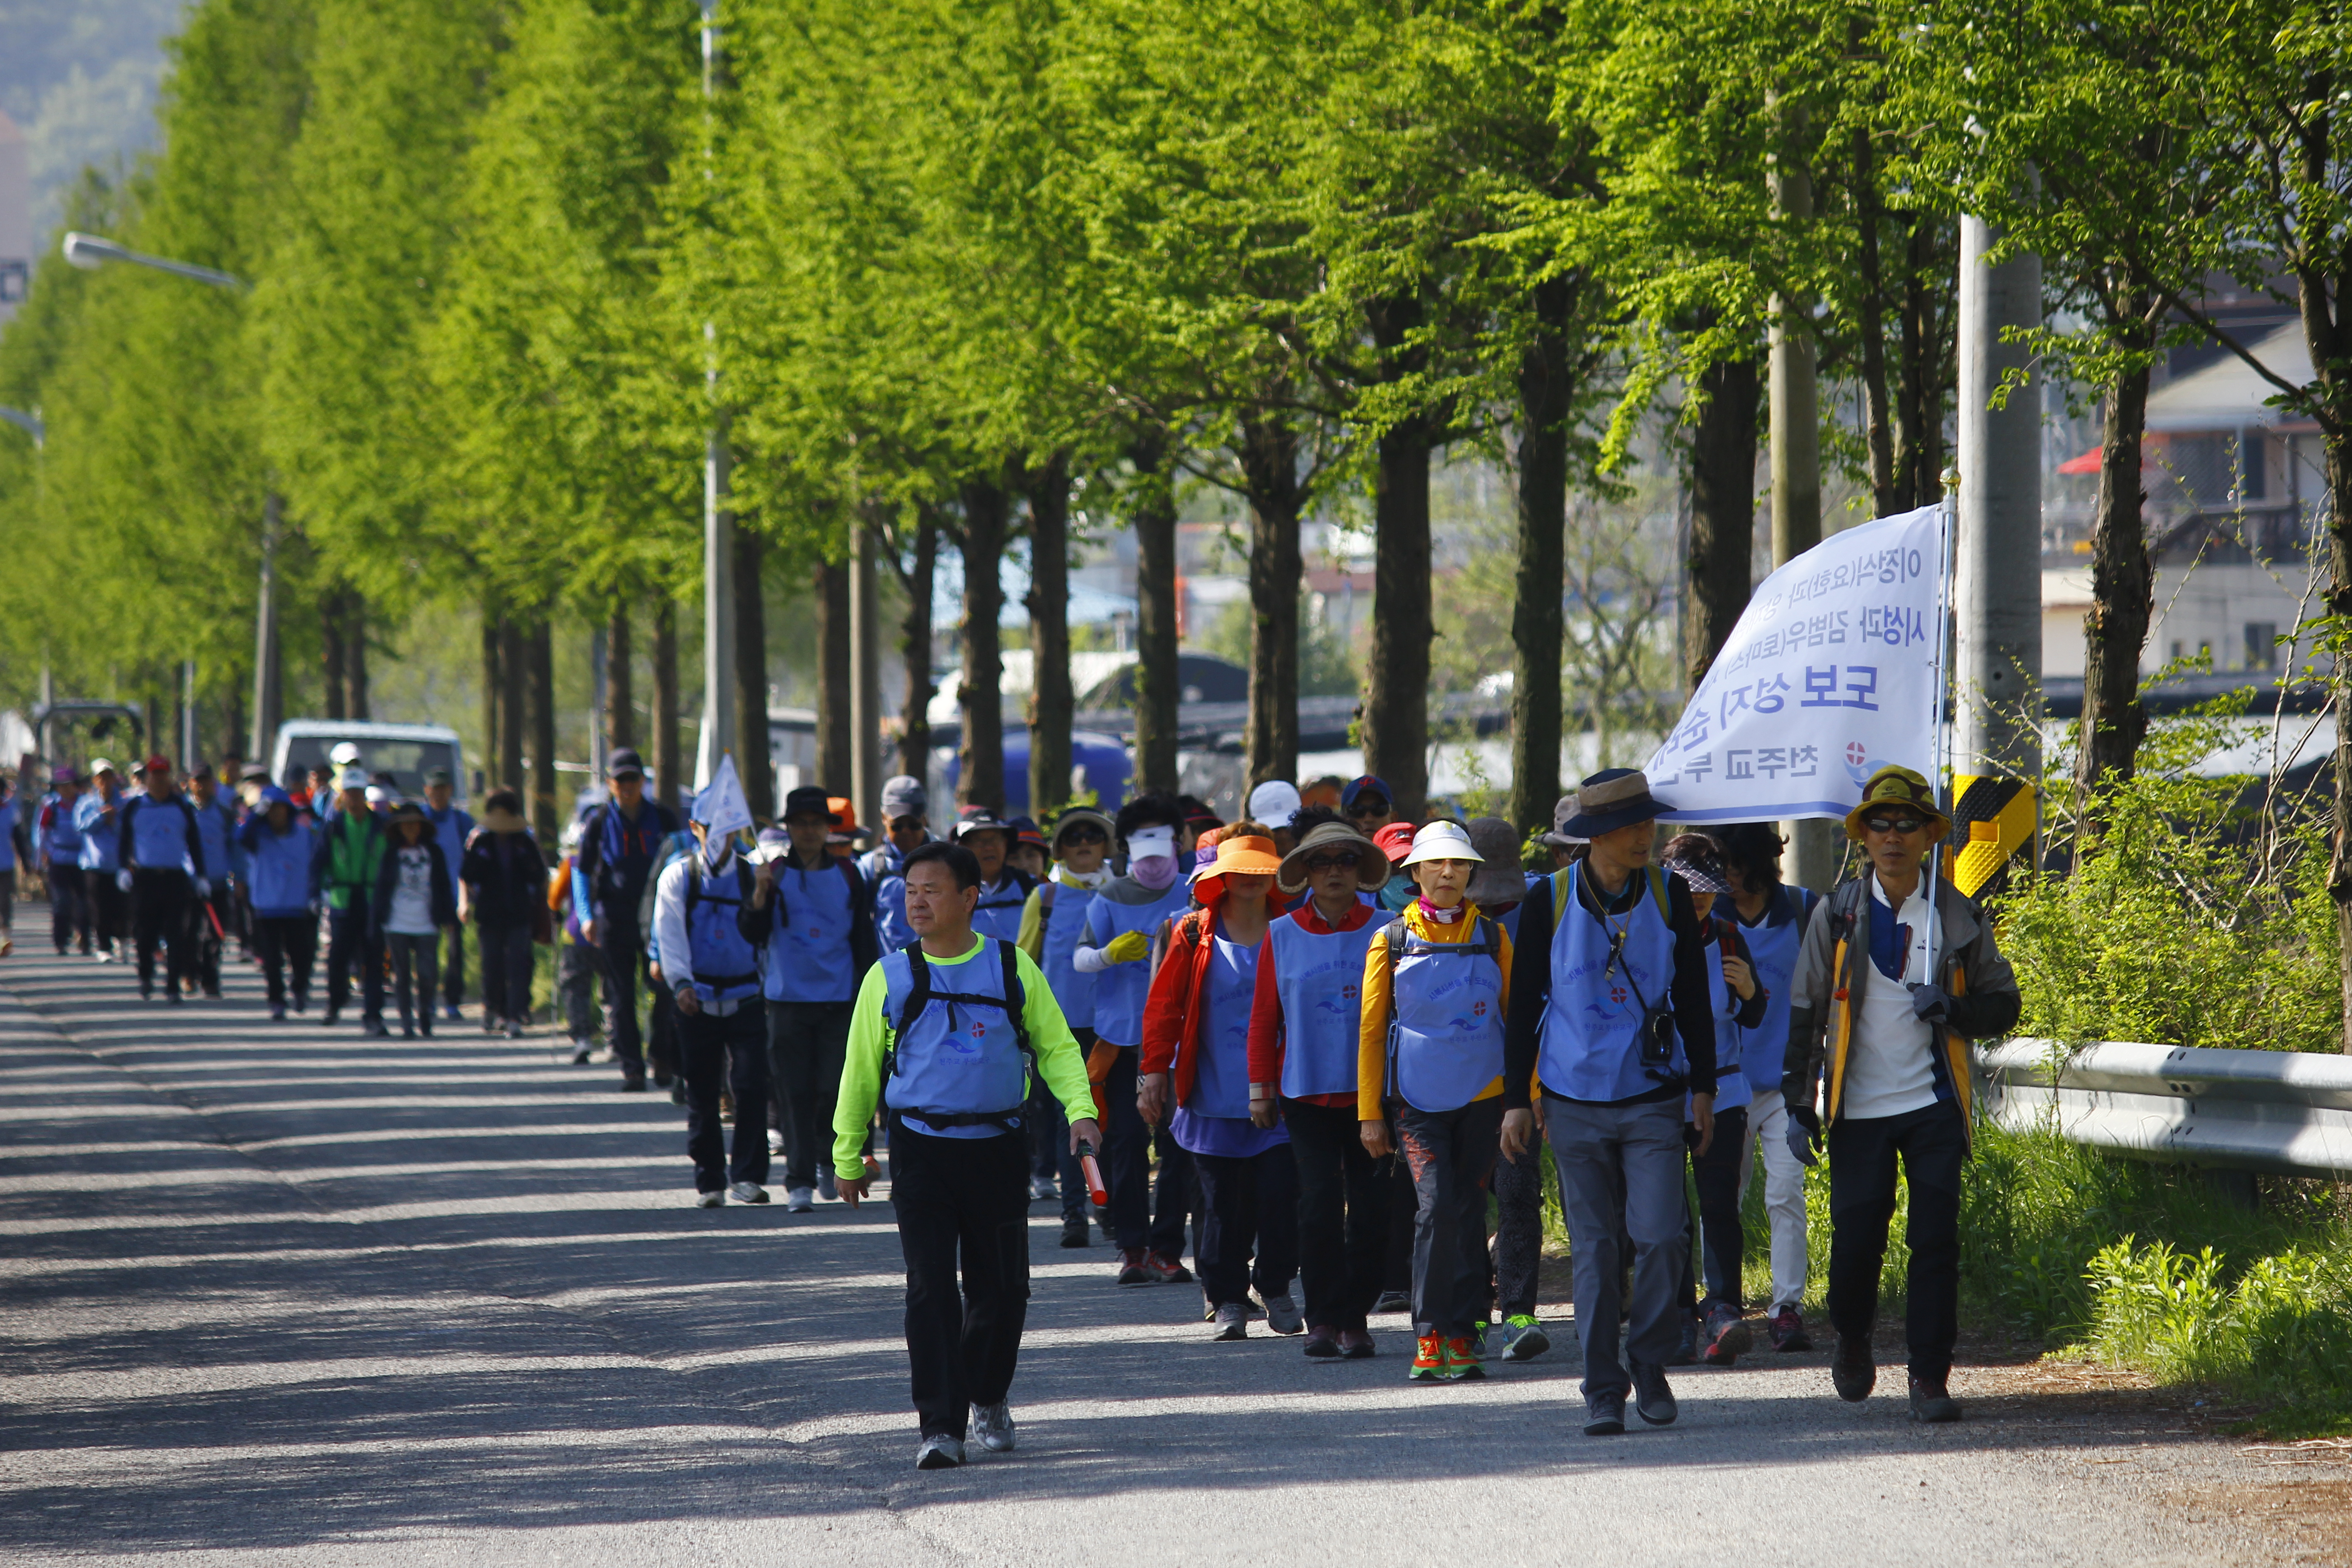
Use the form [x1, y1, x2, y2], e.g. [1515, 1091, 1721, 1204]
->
[835, 839, 1100, 1472]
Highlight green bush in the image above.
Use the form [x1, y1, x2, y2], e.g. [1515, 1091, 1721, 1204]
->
[2079, 1238, 2352, 1420]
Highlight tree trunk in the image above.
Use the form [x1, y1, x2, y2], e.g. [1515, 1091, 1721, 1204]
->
[1363, 296, 1432, 819]
[652, 600, 681, 812]
[499, 617, 526, 797]
[606, 602, 634, 753]
[897, 507, 939, 781]
[526, 617, 557, 850]
[958, 479, 1010, 812]
[1130, 432, 1181, 796]
[1241, 416, 1303, 792]
[2076, 355, 2154, 799]
[1686, 355, 1763, 686]
[481, 610, 501, 792]
[1894, 214, 1945, 512]
[1855, 121, 1899, 518]
[814, 555, 852, 793]
[733, 525, 771, 821]
[1509, 282, 1572, 832]
[344, 591, 369, 720]
[321, 591, 347, 722]
[1025, 452, 1074, 814]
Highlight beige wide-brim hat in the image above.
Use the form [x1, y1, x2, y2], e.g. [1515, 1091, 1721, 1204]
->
[1275, 820, 1391, 895]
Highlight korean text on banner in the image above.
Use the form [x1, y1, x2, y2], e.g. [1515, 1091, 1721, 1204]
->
[1646, 503, 1944, 823]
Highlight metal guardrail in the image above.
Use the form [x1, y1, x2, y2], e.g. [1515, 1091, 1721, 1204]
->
[1974, 1038, 2352, 1181]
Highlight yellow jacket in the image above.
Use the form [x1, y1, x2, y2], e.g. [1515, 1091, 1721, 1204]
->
[1357, 901, 1514, 1121]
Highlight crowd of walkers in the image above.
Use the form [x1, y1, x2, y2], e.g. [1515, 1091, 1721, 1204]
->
[0, 742, 2021, 1471]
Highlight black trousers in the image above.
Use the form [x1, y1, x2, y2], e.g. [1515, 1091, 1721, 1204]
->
[1382, 1146, 1417, 1295]
[387, 931, 440, 1032]
[477, 921, 534, 1024]
[130, 869, 194, 995]
[1285, 1098, 1388, 1332]
[1395, 1098, 1503, 1340]
[88, 874, 127, 953]
[325, 906, 384, 1019]
[1686, 1104, 1749, 1312]
[647, 980, 680, 1082]
[188, 892, 222, 993]
[1493, 1126, 1548, 1319]
[441, 921, 467, 1007]
[0, 867, 12, 935]
[1101, 1044, 1195, 1256]
[765, 998, 855, 1189]
[1827, 1099, 1967, 1384]
[679, 1003, 770, 1192]
[253, 913, 317, 1007]
[49, 864, 88, 952]
[892, 1124, 1030, 1438]
[1029, 1025, 1088, 1220]
[1193, 1141, 1299, 1308]
[597, 915, 647, 1064]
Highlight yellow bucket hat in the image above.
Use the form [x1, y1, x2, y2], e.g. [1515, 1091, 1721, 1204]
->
[1842, 764, 1953, 843]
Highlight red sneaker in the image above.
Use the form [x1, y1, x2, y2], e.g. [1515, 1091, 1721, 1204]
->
[1442, 1335, 1487, 1380]
[1144, 1251, 1193, 1284]
[1700, 1304, 1754, 1367]
[1409, 1333, 1447, 1381]
[1115, 1248, 1152, 1285]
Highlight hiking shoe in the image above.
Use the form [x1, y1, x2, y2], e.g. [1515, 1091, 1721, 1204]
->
[1029, 1175, 1058, 1203]
[1116, 1248, 1153, 1285]
[1700, 1304, 1754, 1368]
[1670, 1315, 1699, 1366]
[1769, 1305, 1813, 1352]
[915, 1434, 965, 1470]
[1499, 1314, 1551, 1362]
[1583, 1391, 1627, 1436]
[729, 1181, 769, 1205]
[1212, 1303, 1250, 1341]
[323, 1007, 342, 1026]
[1631, 1360, 1678, 1426]
[1833, 1335, 1877, 1402]
[817, 1166, 839, 1201]
[1443, 1336, 1487, 1380]
[570, 1041, 594, 1065]
[1263, 1290, 1304, 1336]
[670, 1079, 687, 1106]
[1059, 1218, 1089, 1248]
[971, 1401, 1015, 1452]
[443, 1003, 464, 1022]
[400, 1024, 415, 1038]
[694, 1189, 725, 1208]
[1338, 1329, 1376, 1359]
[1303, 1324, 1342, 1359]
[784, 1187, 815, 1213]
[1909, 1375, 1963, 1423]
[618, 1074, 645, 1093]
[1144, 1252, 1193, 1285]
[1372, 1290, 1411, 1315]
[1409, 1333, 1449, 1381]
[139, 981, 153, 1000]
[503, 1020, 523, 1040]
[269, 1003, 287, 1022]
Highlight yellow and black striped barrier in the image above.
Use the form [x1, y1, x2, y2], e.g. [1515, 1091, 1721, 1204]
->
[1949, 774, 2036, 900]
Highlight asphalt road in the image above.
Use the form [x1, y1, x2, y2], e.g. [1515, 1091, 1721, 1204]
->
[0, 934, 2328, 1566]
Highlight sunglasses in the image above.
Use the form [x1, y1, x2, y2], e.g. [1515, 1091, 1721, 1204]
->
[1303, 853, 1362, 874]
[1345, 801, 1389, 818]
[1861, 815, 1927, 836]
[1058, 827, 1107, 846]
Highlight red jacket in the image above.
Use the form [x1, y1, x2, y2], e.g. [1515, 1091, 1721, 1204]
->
[1245, 897, 1377, 1109]
[1140, 907, 1242, 1107]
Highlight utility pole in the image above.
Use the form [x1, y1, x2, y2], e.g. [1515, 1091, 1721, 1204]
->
[848, 520, 882, 834]
[589, 624, 609, 786]
[179, 660, 196, 768]
[1768, 100, 1838, 893]
[249, 494, 280, 764]
[695, 2, 733, 792]
[1950, 216, 2043, 900]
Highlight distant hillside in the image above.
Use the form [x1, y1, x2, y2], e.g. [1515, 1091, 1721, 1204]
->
[0, 0, 183, 237]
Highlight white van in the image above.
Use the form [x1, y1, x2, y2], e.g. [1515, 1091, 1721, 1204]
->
[270, 720, 466, 803]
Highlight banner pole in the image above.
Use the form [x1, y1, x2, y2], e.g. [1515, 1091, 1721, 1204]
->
[1928, 474, 1960, 969]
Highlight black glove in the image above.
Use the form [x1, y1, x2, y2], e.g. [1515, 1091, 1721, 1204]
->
[1784, 1103, 1821, 1167]
[1909, 983, 1950, 1024]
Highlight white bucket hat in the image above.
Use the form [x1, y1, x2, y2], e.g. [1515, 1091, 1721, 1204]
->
[1401, 819, 1484, 868]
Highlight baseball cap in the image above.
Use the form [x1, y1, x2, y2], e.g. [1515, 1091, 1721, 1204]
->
[1342, 775, 1394, 814]
[880, 774, 927, 820]
[1246, 779, 1302, 829]
[1373, 820, 1416, 863]
[606, 748, 645, 779]
[953, 808, 1011, 840]
[781, 785, 832, 822]
[423, 766, 453, 787]
[143, 754, 173, 776]
[337, 766, 369, 792]
[328, 741, 363, 766]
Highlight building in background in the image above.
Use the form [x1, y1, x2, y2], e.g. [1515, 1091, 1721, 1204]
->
[0, 111, 28, 328]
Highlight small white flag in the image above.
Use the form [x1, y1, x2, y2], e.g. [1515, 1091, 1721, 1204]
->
[694, 753, 754, 840]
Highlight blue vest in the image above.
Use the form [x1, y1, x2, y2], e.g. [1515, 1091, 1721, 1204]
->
[763, 857, 860, 1003]
[683, 862, 761, 1006]
[1385, 917, 1506, 1113]
[1538, 864, 1686, 1102]
[123, 795, 196, 873]
[1700, 934, 1750, 1114]
[0, 798, 15, 871]
[1188, 930, 1259, 1118]
[76, 795, 121, 872]
[242, 817, 318, 916]
[43, 795, 83, 861]
[971, 873, 1032, 945]
[430, 805, 475, 884]
[1736, 886, 1816, 1096]
[188, 797, 234, 880]
[881, 940, 1030, 1140]
[1038, 878, 1100, 1031]
[1267, 911, 1379, 1099]
[1084, 882, 1193, 1047]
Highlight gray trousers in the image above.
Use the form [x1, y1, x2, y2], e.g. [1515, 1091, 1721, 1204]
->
[1546, 1093, 1687, 1400]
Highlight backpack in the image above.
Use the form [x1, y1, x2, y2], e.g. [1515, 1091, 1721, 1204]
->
[880, 939, 1035, 1131]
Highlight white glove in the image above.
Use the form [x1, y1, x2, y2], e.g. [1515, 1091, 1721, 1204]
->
[308, 897, 322, 915]
[116, 870, 133, 892]
[194, 876, 211, 898]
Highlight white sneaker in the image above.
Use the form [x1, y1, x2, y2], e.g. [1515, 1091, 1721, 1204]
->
[915, 1434, 965, 1470]
[971, 1400, 1015, 1453]
[784, 1187, 815, 1213]
[1030, 1176, 1059, 1203]
[694, 1189, 725, 1208]
[767, 1128, 785, 1155]
[729, 1181, 769, 1205]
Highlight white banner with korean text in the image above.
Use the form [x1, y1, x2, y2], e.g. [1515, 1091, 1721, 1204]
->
[1646, 503, 1945, 822]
